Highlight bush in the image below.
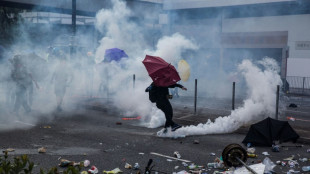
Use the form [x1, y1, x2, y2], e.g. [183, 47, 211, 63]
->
[0, 151, 81, 174]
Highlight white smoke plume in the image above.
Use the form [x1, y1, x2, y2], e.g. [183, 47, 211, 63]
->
[0, 0, 282, 136]
[145, 33, 198, 63]
[158, 57, 282, 138]
[95, 0, 146, 63]
[93, 0, 198, 127]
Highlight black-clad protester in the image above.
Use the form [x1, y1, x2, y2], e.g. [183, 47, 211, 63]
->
[11, 55, 38, 114]
[146, 82, 187, 132]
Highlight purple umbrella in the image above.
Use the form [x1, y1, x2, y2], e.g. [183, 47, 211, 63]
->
[103, 48, 128, 63]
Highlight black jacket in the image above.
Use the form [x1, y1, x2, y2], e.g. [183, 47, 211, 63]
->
[145, 82, 183, 101]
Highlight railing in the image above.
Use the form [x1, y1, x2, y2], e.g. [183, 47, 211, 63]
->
[286, 76, 310, 95]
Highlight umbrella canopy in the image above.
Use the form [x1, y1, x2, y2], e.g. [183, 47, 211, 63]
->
[103, 48, 128, 63]
[242, 117, 299, 147]
[142, 55, 181, 87]
[178, 59, 190, 82]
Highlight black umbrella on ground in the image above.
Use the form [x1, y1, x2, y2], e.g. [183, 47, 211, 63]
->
[242, 117, 299, 147]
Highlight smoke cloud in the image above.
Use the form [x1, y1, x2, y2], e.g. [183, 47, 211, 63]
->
[93, 0, 198, 128]
[0, 0, 284, 137]
[95, 0, 146, 63]
[158, 57, 282, 138]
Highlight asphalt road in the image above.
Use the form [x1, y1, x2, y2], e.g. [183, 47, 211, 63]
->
[0, 98, 309, 174]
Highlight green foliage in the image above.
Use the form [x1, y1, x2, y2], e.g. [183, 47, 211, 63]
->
[0, 151, 82, 174]
[0, 7, 24, 46]
[0, 151, 33, 174]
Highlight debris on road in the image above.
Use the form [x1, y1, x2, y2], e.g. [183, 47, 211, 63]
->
[182, 162, 188, 167]
[122, 116, 141, 120]
[150, 152, 191, 163]
[188, 163, 198, 170]
[193, 140, 199, 144]
[59, 159, 72, 167]
[289, 103, 298, 108]
[133, 163, 140, 170]
[83, 159, 90, 167]
[272, 145, 280, 152]
[247, 147, 256, 154]
[284, 155, 295, 161]
[103, 167, 122, 174]
[287, 169, 300, 173]
[88, 165, 99, 174]
[302, 166, 310, 172]
[262, 157, 276, 173]
[38, 147, 46, 153]
[234, 163, 265, 174]
[3, 148, 15, 152]
[299, 158, 308, 162]
[174, 151, 181, 159]
[247, 153, 258, 158]
[210, 152, 215, 156]
[124, 163, 132, 169]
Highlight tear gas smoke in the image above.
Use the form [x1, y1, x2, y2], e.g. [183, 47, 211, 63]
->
[158, 57, 282, 138]
[95, 0, 146, 63]
[94, 0, 198, 128]
[0, 0, 283, 135]
[145, 33, 198, 63]
[0, 0, 199, 131]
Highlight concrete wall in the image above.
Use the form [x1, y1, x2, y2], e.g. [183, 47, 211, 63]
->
[287, 58, 310, 76]
[222, 14, 310, 59]
[171, 19, 221, 48]
[163, 0, 295, 10]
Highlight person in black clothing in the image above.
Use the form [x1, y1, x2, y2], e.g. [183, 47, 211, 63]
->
[10, 55, 37, 114]
[146, 82, 187, 132]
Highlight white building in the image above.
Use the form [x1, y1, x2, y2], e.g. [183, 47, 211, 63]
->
[161, 0, 310, 82]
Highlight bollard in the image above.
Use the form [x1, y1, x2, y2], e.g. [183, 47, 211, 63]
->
[275, 85, 279, 120]
[70, 0, 76, 60]
[232, 82, 235, 110]
[107, 76, 110, 101]
[303, 77, 305, 94]
[194, 79, 197, 115]
[133, 74, 136, 89]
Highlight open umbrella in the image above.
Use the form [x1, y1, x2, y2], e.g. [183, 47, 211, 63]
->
[142, 55, 181, 87]
[178, 59, 190, 82]
[103, 48, 128, 63]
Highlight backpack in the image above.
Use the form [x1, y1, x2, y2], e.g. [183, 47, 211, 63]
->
[147, 84, 157, 103]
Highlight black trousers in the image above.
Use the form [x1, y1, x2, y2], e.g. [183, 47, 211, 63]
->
[156, 98, 174, 128]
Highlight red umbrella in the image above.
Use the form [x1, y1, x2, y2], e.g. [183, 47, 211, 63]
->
[142, 55, 181, 87]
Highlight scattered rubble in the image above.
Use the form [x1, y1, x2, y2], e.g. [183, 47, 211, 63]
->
[38, 147, 46, 153]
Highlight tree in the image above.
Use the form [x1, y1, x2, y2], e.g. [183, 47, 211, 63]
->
[0, 7, 24, 46]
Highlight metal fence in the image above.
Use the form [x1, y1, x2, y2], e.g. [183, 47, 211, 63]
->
[286, 76, 310, 95]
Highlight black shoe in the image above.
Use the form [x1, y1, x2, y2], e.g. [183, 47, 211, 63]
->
[171, 124, 182, 131]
